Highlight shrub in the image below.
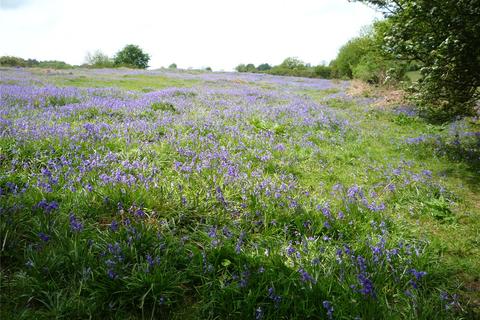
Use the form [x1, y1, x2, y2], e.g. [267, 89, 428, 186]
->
[85, 50, 114, 68]
[354, 0, 480, 120]
[256, 63, 272, 71]
[314, 65, 332, 79]
[0, 56, 27, 67]
[114, 44, 150, 69]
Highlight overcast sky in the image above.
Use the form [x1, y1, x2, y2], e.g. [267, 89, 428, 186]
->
[0, 0, 382, 70]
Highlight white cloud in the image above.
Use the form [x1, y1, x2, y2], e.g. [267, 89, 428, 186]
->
[0, 0, 382, 70]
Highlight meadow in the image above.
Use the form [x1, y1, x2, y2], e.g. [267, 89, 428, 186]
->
[0, 68, 479, 319]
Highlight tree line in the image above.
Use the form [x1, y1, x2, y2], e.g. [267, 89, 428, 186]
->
[0, 44, 151, 70]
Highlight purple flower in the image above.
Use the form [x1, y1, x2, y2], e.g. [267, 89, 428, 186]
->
[286, 243, 296, 256]
[357, 273, 375, 297]
[110, 220, 119, 232]
[222, 226, 232, 238]
[36, 199, 59, 214]
[38, 232, 51, 242]
[107, 269, 117, 279]
[268, 287, 282, 307]
[69, 214, 83, 232]
[323, 300, 334, 319]
[409, 269, 427, 280]
[208, 226, 217, 238]
[235, 231, 245, 254]
[298, 268, 316, 284]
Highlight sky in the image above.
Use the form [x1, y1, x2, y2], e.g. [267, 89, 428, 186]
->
[0, 0, 382, 71]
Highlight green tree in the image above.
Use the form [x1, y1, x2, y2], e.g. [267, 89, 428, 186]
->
[352, 0, 480, 119]
[114, 44, 150, 69]
[168, 63, 177, 69]
[257, 63, 272, 71]
[0, 56, 27, 67]
[330, 36, 373, 79]
[279, 57, 305, 70]
[85, 50, 114, 68]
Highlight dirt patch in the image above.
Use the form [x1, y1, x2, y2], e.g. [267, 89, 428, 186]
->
[347, 80, 407, 108]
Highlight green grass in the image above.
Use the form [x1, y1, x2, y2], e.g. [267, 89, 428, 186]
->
[48, 72, 199, 91]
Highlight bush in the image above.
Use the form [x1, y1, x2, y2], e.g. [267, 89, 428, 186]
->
[168, 63, 177, 69]
[85, 50, 114, 68]
[235, 64, 256, 73]
[0, 56, 27, 67]
[354, 0, 480, 120]
[313, 65, 332, 79]
[114, 44, 150, 69]
[256, 63, 272, 71]
[37, 60, 72, 69]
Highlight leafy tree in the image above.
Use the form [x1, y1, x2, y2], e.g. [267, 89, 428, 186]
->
[168, 63, 177, 69]
[330, 36, 373, 79]
[26, 59, 39, 67]
[236, 64, 256, 73]
[257, 63, 272, 71]
[114, 44, 150, 69]
[85, 50, 114, 68]
[235, 64, 246, 72]
[352, 0, 480, 119]
[279, 57, 305, 70]
[0, 56, 27, 67]
[245, 64, 256, 72]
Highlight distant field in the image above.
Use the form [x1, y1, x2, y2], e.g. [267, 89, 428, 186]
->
[1, 68, 478, 319]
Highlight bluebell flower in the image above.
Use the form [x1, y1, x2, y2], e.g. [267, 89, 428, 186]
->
[38, 232, 51, 242]
[323, 300, 334, 319]
[69, 213, 83, 232]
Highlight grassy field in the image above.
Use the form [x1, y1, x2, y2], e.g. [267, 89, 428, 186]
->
[0, 68, 479, 319]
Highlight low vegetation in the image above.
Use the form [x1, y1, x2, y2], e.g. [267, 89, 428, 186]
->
[0, 68, 478, 319]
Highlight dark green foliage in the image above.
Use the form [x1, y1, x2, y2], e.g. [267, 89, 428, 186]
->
[257, 63, 272, 71]
[0, 56, 27, 67]
[313, 65, 332, 79]
[151, 102, 176, 112]
[236, 64, 257, 73]
[0, 56, 70, 69]
[237, 59, 332, 79]
[37, 61, 73, 69]
[330, 21, 407, 84]
[114, 44, 150, 69]
[168, 63, 177, 69]
[353, 0, 480, 120]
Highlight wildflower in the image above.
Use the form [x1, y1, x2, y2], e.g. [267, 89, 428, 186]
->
[357, 273, 375, 297]
[69, 213, 83, 232]
[38, 232, 50, 242]
[222, 226, 232, 238]
[255, 307, 263, 320]
[36, 199, 59, 214]
[323, 300, 334, 319]
[235, 231, 245, 254]
[298, 268, 316, 284]
[268, 287, 282, 307]
[286, 243, 296, 256]
[110, 220, 119, 232]
[107, 269, 117, 279]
